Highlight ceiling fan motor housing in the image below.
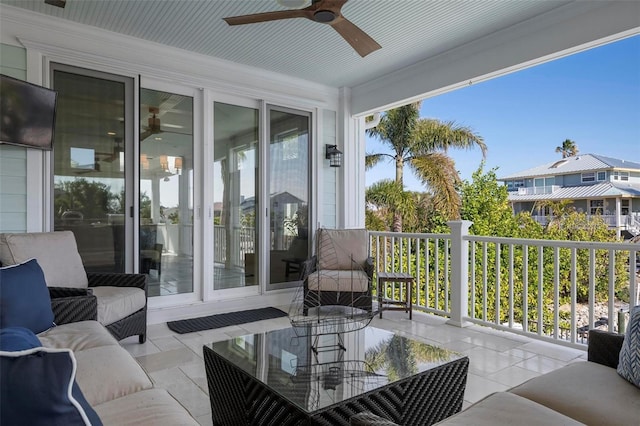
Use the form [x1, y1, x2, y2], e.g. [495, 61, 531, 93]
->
[314, 10, 337, 23]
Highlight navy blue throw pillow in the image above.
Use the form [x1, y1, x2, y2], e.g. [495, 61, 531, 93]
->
[0, 345, 103, 426]
[0, 327, 43, 351]
[0, 259, 55, 333]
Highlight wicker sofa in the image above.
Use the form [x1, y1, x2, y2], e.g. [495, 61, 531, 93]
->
[351, 329, 640, 426]
[0, 231, 148, 343]
[1, 285, 198, 425]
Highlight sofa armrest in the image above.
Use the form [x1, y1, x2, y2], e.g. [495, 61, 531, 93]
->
[51, 294, 98, 324]
[88, 272, 147, 294]
[588, 329, 625, 368]
[364, 257, 374, 280]
[350, 412, 398, 426]
[48, 286, 92, 298]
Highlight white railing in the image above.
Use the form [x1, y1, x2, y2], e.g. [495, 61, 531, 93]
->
[370, 222, 639, 348]
[517, 185, 560, 195]
[532, 214, 640, 234]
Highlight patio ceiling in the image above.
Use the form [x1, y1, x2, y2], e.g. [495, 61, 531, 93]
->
[1, 1, 639, 115]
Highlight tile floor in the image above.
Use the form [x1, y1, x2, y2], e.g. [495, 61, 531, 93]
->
[120, 308, 587, 425]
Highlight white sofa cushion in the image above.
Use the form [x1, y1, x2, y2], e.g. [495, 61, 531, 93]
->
[434, 392, 583, 426]
[38, 320, 118, 352]
[92, 286, 146, 326]
[73, 345, 153, 406]
[307, 270, 370, 292]
[93, 388, 199, 426]
[317, 228, 369, 270]
[0, 231, 88, 289]
[510, 361, 640, 426]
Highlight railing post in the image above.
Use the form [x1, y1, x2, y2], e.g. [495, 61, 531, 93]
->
[447, 220, 473, 327]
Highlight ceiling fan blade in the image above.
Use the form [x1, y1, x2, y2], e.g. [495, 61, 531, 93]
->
[224, 9, 309, 26]
[330, 17, 381, 57]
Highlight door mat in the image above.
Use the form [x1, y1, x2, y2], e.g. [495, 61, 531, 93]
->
[167, 307, 288, 334]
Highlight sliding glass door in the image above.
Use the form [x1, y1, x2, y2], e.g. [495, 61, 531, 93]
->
[51, 65, 134, 273]
[267, 106, 310, 288]
[139, 88, 194, 297]
[213, 102, 259, 290]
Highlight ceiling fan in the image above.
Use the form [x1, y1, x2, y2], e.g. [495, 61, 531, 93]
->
[223, 0, 381, 57]
[140, 107, 162, 142]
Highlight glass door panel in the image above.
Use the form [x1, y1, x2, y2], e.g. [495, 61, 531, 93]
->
[52, 67, 131, 273]
[268, 107, 310, 287]
[213, 102, 259, 290]
[140, 88, 194, 296]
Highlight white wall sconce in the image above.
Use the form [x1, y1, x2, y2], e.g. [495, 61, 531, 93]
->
[325, 144, 342, 167]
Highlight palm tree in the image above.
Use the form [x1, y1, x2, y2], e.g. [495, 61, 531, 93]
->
[555, 139, 579, 158]
[366, 102, 486, 231]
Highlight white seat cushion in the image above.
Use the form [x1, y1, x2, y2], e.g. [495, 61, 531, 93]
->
[94, 388, 199, 426]
[73, 345, 153, 406]
[510, 361, 640, 426]
[92, 286, 146, 326]
[0, 231, 88, 288]
[434, 392, 584, 426]
[307, 270, 369, 292]
[38, 320, 118, 352]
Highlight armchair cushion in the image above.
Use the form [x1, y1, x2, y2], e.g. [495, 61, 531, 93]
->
[307, 270, 370, 292]
[0, 231, 88, 289]
[318, 228, 369, 270]
[618, 305, 640, 388]
[0, 259, 55, 333]
[0, 330, 102, 426]
[92, 286, 146, 325]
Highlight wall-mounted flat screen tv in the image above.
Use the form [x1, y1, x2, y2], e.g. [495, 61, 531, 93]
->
[0, 74, 58, 150]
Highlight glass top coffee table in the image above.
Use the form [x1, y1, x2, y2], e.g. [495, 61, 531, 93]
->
[203, 323, 468, 426]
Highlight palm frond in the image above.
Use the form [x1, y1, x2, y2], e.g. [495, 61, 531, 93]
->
[410, 153, 462, 219]
[412, 119, 486, 158]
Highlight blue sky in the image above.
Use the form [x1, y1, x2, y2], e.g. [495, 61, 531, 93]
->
[365, 35, 640, 192]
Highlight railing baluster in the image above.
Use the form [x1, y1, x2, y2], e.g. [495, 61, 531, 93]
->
[537, 246, 543, 337]
[435, 238, 440, 311]
[509, 244, 514, 328]
[589, 249, 596, 332]
[470, 241, 476, 319]
[523, 245, 528, 333]
[608, 249, 615, 333]
[425, 237, 430, 310]
[495, 242, 501, 325]
[553, 246, 559, 339]
[570, 247, 577, 344]
[483, 242, 488, 322]
[415, 238, 421, 309]
[445, 238, 450, 313]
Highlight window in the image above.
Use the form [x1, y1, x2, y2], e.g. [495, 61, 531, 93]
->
[534, 178, 544, 187]
[590, 199, 604, 215]
[622, 199, 630, 215]
[597, 171, 606, 181]
[582, 172, 595, 183]
[613, 171, 629, 181]
[514, 180, 524, 188]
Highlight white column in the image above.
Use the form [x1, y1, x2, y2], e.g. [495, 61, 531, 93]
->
[615, 197, 621, 240]
[447, 220, 473, 327]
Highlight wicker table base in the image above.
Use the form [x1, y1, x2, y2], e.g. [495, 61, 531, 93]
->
[203, 327, 468, 426]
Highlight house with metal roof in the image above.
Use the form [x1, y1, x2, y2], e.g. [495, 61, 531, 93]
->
[498, 154, 640, 238]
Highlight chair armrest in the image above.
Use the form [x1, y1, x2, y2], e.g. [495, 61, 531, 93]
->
[588, 329, 625, 368]
[50, 294, 98, 324]
[364, 257, 374, 279]
[48, 286, 92, 298]
[88, 272, 147, 294]
[350, 412, 398, 426]
[300, 256, 317, 281]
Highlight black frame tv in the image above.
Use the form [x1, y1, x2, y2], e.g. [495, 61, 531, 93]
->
[0, 73, 58, 150]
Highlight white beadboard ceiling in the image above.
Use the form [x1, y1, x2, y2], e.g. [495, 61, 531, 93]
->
[1, 0, 577, 88]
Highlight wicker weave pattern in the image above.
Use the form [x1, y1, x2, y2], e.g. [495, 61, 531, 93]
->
[204, 344, 468, 426]
[588, 329, 625, 369]
[88, 272, 147, 290]
[51, 295, 97, 324]
[49, 286, 92, 298]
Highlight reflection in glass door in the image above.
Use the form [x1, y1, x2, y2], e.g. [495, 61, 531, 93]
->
[52, 66, 132, 273]
[140, 88, 194, 296]
[213, 102, 258, 290]
[268, 107, 310, 287]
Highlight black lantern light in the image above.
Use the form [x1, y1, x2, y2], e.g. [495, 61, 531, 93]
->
[325, 144, 342, 167]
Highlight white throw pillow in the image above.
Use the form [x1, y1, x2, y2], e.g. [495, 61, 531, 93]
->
[617, 305, 640, 388]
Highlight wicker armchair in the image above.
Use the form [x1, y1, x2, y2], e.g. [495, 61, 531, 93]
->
[299, 229, 374, 316]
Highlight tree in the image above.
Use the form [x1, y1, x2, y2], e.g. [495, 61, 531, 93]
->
[366, 102, 486, 231]
[555, 139, 579, 158]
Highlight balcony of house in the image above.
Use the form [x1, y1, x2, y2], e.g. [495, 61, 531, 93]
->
[531, 212, 640, 235]
[516, 185, 561, 196]
[118, 223, 638, 424]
